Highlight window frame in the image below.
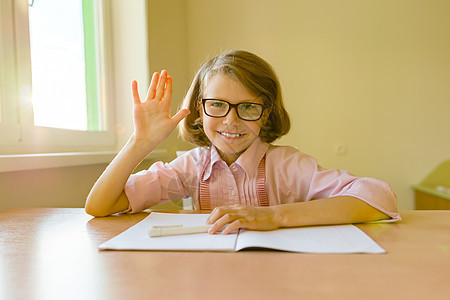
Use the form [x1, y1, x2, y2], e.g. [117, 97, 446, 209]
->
[0, 0, 116, 154]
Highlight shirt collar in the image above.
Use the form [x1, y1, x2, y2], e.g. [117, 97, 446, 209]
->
[235, 137, 269, 177]
[203, 137, 270, 180]
[202, 146, 224, 180]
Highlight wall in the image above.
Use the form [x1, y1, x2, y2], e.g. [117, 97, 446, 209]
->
[181, 0, 450, 209]
[0, 158, 157, 211]
[0, 164, 106, 210]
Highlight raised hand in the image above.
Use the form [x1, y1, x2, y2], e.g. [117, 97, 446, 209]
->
[131, 70, 190, 150]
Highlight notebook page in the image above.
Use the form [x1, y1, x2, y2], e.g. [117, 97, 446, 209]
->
[98, 213, 238, 251]
[234, 224, 386, 254]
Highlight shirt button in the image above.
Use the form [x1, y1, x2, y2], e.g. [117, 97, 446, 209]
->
[231, 165, 238, 172]
[231, 190, 236, 196]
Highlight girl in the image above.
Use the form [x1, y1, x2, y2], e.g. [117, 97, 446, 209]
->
[85, 50, 401, 234]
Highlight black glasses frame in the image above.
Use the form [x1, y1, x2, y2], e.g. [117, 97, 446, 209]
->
[201, 98, 266, 121]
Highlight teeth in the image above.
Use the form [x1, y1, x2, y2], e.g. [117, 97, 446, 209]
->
[220, 132, 242, 138]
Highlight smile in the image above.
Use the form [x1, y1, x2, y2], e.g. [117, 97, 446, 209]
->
[218, 131, 244, 138]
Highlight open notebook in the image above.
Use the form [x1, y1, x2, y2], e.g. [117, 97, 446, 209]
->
[98, 213, 386, 254]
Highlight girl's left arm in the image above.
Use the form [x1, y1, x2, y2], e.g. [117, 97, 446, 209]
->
[206, 196, 389, 235]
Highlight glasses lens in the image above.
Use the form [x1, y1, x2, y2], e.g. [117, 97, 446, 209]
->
[204, 99, 229, 117]
[203, 99, 264, 120]
[238, 103, 263, 120]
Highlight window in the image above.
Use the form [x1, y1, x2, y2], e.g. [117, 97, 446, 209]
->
[29, 0, 102, 131]
[0, 0, 115, 154]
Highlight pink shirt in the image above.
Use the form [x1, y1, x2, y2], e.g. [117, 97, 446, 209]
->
[125, 138, 401, 222]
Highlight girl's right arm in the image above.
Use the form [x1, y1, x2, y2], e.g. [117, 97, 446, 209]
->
[85, 70, 190, 217]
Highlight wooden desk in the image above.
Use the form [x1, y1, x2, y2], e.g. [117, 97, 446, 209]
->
[1, 208, 449, 300]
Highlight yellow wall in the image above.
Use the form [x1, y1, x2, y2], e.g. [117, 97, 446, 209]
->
[150, 0, 450, 210]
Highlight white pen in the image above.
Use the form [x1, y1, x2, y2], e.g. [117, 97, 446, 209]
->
[149, 224, 213, 237]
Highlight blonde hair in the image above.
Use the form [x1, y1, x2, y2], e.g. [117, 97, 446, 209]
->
[179, 50, 290, 147]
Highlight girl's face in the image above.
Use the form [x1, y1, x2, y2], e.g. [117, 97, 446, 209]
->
[199, 74, 265, 165]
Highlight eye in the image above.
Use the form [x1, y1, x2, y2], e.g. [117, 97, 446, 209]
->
[211, 101, 224, 108]
[240, 103, 257, 110]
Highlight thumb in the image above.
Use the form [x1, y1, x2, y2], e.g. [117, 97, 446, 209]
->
[171, 108, 191, 125]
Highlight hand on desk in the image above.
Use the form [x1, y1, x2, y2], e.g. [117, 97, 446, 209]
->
[206, 205, 279, 235]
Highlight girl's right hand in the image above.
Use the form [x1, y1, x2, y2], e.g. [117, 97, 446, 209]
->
[131, 70, 190, 150]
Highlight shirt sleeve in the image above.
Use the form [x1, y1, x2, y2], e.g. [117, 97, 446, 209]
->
[307, 164, 401, 222]
[124, 148, 204, 214]
[273, 146, 401, 222]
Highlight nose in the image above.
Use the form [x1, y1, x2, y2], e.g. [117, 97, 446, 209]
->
[223, 106, 240, 125]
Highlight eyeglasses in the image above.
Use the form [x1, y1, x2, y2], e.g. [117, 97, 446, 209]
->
[201, 99, 266, 121]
